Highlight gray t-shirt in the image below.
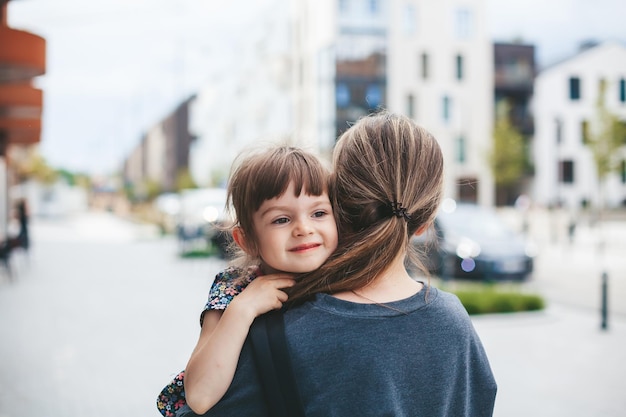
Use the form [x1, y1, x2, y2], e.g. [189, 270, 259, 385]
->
[181, 285, 497, 417]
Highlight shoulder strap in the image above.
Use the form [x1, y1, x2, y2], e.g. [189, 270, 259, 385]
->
[249, 310, 305, 417]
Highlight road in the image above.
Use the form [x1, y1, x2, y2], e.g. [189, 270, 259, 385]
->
[0, 209, 624, 417]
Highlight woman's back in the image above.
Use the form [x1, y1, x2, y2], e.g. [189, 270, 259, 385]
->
[284, 286, 496, 417]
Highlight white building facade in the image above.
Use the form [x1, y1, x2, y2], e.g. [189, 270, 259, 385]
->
[532, 41, 626, 210]
[387, 0, 494, 205]
[293, 0, 494, 205]
[189, 0, 297, 187]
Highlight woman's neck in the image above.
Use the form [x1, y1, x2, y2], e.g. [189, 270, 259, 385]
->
[332, 253, 423, 304]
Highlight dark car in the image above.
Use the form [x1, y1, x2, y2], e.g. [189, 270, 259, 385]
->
[412, 200, 535, 281]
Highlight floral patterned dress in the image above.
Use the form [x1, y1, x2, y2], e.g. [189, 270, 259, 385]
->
[156, 266, 260, 417]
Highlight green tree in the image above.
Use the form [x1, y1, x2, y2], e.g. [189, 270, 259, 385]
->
[143, 179, 162, 201]
[175, 167, 197, 191]
[489, 101, 529, 204]
[13, 150, 58, 184]
[57, 169, 91, 187]
[587, 79, 626, 184]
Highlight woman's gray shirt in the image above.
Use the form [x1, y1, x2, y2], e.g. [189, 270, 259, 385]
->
[181, 285, 497, 417]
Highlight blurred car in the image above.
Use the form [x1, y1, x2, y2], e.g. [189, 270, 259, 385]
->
[412, 200, 536, 281]
[176, 188, 232, 257]
[153, 192, 182, 234]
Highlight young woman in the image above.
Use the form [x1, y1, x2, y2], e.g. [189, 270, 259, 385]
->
[157, 146, 337, 416]
[180, 112, 497, 417]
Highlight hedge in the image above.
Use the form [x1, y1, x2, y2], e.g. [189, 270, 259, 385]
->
[449, 285, 545, 315]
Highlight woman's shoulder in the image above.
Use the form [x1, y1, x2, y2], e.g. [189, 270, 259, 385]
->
[429, 287, 468, 312]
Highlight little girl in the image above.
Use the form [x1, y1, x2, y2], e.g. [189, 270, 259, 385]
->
[157, 145, 337, 416]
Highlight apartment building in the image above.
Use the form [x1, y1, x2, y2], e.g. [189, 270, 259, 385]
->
[123, 96, 195, 199]
[189, 0, 295, 187]
[294, 0, 494, 205]
[532, 41, 626, 209]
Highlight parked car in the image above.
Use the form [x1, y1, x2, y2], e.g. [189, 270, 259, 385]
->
[412, 200, 535, 281]
[176, 188, 232, 257]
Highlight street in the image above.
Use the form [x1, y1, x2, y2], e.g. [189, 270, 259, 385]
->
[0, 209, 624, 417]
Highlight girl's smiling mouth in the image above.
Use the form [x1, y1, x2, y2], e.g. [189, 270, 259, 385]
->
[290, 243, 321, 252]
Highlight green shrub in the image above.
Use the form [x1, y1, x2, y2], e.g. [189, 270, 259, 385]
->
[449, 284, 545, 315]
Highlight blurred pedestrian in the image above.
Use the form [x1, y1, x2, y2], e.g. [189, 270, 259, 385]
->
[16, 199, 29, 251]
[7, 198, 29, 252]
[180, 111, 497, 416]
[158, 146, 337, 416]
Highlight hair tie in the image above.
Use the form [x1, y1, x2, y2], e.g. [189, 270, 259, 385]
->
[389, 201, 411, 222]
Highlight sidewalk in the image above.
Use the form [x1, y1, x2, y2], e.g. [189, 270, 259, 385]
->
[0, 212, 223, 417]
[472, 304, 626, 417]
[0, 210, 624, 416]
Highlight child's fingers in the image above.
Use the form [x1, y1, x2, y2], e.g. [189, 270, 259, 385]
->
[274, 278, 295, 289]
[276, 289, 289, 303]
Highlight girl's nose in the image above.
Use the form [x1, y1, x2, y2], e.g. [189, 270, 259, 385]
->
[293, 219, 314, 236]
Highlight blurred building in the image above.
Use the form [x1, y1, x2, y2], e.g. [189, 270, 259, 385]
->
[122, 96, 195, 201]
[0, 0, 46, 237]
[291, 0, 494, 204]
[150, 0, 495, 205]
[188, 0, 295, 187]
[493, 42, 536, 205]
[532, 41, 626, 210]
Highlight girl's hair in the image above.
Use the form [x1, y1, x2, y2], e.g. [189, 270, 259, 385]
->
[226, 145, 331, 267]
[288, 111, 444, 303]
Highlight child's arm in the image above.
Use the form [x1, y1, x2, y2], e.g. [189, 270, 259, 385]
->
[184, 273, 295, 414]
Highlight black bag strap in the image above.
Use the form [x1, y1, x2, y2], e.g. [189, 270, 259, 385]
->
[249, 310, 305, 417]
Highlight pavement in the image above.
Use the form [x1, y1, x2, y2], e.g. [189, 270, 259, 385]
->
[0, 210, 624, 417]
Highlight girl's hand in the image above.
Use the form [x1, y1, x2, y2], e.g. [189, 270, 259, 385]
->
[227, 273, 295, 320]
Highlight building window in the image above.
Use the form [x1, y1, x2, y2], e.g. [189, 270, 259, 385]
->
[403, 4, 416, 35]
[455, 8, 473, 39]
[456, 135, 466, 163]
[559, 160, 574, 184]
[406, 94, 415, 118]
[581, 120, 590, 144]
[336, 83, 350, 108]
[458, 177, 478, 203]
[455, 54, 464, 80]
[365, 84, 382, 109]
[420, 52, 429, 80]
[369, 0, 380, 14]
[555, 118, 563, 144]
[569, 77, 581, 100]
[339, 0, 348, 13]
[620, 78, 626, 103]
[443, 95, 451, 123]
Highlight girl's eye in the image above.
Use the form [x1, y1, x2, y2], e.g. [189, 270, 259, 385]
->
[312, 211, 327, 218]
[272, 217, 289, 225]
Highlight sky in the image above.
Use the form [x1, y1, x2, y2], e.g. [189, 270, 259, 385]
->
[7, 0, 626, 176]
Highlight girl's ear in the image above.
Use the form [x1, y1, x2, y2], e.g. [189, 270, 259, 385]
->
[232, 227, 250, 253]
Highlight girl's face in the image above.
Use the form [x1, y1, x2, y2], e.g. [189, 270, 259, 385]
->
[251, 181, 338, 274]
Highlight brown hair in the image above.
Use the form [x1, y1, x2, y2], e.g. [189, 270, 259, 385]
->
[288, 111, 444, 303]
[226, 145, 331, 266]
